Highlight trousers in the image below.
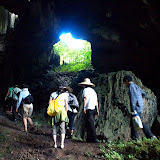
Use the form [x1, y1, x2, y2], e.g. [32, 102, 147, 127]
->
[85, 110, 97, 142]
[131, 112, 154, 140]
[12, 100, 18, 120]
[67, 111, 76, 130]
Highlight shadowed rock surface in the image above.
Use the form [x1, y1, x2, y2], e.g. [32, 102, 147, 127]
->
[74, 70, 158, 141]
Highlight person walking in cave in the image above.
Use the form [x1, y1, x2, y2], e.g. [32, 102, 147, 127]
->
[48, 85, 69, 149]
[16, 83, 34, 132]
[66, 87, 79, 139]
[4, 86, 14, 113]
[10, 85, 22, 122]
[78, 78, 99, 143]
[123, 75, 156, 140]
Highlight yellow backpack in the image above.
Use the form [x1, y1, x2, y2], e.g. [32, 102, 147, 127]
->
[47, 94, 64, 117]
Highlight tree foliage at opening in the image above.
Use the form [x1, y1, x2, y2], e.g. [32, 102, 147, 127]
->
[53, 40, 92, 72]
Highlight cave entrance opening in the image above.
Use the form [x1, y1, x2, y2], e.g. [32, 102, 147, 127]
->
[53, 33, 92, 72]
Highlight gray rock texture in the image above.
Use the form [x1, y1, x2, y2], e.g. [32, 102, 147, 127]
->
[74, 70, 157, 141]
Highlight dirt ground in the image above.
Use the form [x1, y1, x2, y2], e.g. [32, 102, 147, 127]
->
[0, 114, 102, 160]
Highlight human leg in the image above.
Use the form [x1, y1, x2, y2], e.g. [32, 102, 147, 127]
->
[10, 98, 13, 113]
[142, 123, 155, 138]
[138, 113, 155, 138]
[66, 111, 71, 136]
[23, 117, 28, 132]
[61, 134, 65, 149]
[130, 115, 139, 140]
[27, 104, 34, 126]
[60, 121, 66, 148]
[67, 111, 75, 138]
[23, 104, 30, 132]
[27, 117, 33, 126]
[86, 110, 97, 142]
[12, 100, 18, 121]
[52, 124, 57, 148]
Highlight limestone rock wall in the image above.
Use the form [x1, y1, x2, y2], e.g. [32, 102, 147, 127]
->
[74, 70, 157, 141]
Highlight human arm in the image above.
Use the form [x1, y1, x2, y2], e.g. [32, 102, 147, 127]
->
[48, 98, 52, 104]
[5, 89, 9, 101]
[129, 84, 137, 112]
[64, 99, 68, 112]
[16, 92, 23, 112]
[83, 97, 87, 114]
[139, 88, 146, 98]
[96, 100, 99, 116]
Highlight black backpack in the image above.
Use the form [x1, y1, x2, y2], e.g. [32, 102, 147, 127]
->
[68, 93, 79, 111]
[23, 94, 34, 104]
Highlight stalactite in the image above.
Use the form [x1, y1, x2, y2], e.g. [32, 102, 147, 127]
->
[0, 6, 18, 34]
[0, 6, 8, 34]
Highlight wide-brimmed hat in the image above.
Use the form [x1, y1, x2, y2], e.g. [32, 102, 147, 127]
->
[63, 86, 73, 93]
[78, 78, 95, 87]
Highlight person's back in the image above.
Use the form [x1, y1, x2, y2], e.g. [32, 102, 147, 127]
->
[68, 93, 79, 113]
[4, 86, 14, 113]
[83, 87, 97, 110]
[11, 86, 22, 101]
[57, 92, 69, 107]
[78, 78, 99, 143]
[129, 82, 146, 113]
[17, 88, 30, 107]
[8, 87, 14, 98]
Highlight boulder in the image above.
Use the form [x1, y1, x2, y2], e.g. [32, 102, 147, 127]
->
[74, 70, 157, 141]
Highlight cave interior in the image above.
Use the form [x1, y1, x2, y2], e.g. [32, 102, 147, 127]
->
[0, 0, 160, 111]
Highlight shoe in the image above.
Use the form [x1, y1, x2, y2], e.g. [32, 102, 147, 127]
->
[60, 144, 64, 149]
[151, 136, 157, 140]
[93, 139, 98, 143]
[68, 134, 73, 139]
[54, 144, 57, 148]
[86, 139, 97, 143]
[29, 126, 35, 132]
[23, 129, 27, 133]
[66, 128, 70, 136]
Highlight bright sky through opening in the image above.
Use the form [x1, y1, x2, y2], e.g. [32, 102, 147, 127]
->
[59, 33, 84, 49]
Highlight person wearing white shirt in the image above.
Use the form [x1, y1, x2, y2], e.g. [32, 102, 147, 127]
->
[78, 78, 99, 143]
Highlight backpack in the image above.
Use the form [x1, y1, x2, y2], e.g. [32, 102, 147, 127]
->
[12, 89, 21, 100]
[23, 94, 34, 104]
[47, 94, 64, 117]
[68, 93, 79, 111]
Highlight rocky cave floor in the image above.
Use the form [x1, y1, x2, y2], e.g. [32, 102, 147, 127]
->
[0, 112, 101, 160]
